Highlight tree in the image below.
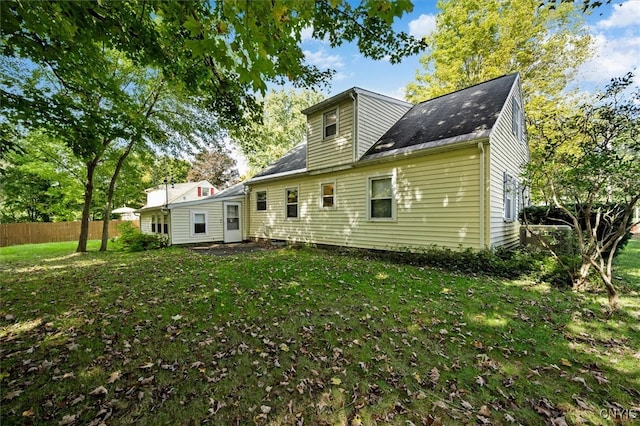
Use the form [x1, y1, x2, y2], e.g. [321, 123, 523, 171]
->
[0, 132, 84, 222]
[524, 73, 640, 311]
[233, 89, 325, 175]
[187, 149, 239, 189]
[2, 0, 424, 252]
[405, 0, 592, 150]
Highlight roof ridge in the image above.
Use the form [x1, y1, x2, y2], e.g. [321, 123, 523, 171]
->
[414, 73, 518, 105]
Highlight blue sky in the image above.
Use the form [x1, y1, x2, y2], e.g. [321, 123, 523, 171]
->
[298, 0, 640, 100]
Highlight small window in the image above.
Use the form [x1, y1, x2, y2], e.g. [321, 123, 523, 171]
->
[503, 172, 520, 222]
[286, 188, 298, 219]
[151, 215, 156, 233]
[193, 212, 207, 234]
[256, 191, 267, 211]
[324, 109, 337, 139]
[321, 182, 335, 209]
[163, 221, 168, 234]
[369, 176, 394, 220]
[202, 187, 210, 197]
[512, 98, 524, 142]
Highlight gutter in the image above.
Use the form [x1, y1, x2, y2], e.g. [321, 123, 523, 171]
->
[478, 141, 486, 249]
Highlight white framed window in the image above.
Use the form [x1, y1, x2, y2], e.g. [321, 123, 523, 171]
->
[202, 187, 210, 197]
[320, 182, 335, 209]
[368, 175, 395, 221]
[503, 172, 520, 222]
[323, 109, 337, 139]
[191, 211, 208, 235]
[285, 187, 298, 219]
[512, 97, 524, 143]
[256, 190, 267, 211]
[151, 215, 157, 233]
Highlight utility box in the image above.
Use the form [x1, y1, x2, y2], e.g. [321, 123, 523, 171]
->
[520, 225, 575, 254]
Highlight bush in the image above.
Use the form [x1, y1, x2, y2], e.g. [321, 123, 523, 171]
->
[116, 222, 168, 252]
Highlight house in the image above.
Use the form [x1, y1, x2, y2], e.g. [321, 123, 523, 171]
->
[111, 206, 138, 221]
[141, 73, 529, 251]
[137, 180, 218, 242]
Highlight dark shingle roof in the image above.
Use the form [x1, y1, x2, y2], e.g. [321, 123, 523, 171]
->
[251, 142, 307, 179]
[210, 181, 245, 199]
[362, 73, 518, 160]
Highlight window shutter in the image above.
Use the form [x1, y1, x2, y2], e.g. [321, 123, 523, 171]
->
[197, 187, 202, 197]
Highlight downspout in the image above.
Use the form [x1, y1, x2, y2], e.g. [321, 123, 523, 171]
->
[350, 91, 358, 162]
[478, 141, 485, 249]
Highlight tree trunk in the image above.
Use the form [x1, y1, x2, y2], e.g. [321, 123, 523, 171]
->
[100, 143, 135, 251]
[573, 261, 591, 291]
[77, 160, 97, 253]
[601, 273, 619, 311]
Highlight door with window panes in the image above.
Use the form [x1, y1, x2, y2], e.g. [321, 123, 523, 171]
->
[223, 202, 242, 243]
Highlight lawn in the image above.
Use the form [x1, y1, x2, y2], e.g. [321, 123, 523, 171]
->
[1, 240, 638, 425]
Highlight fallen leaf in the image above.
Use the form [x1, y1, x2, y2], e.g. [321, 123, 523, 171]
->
[89, 386, 108, 397]
[475, 376, 486, 387]
[429, 367, 440, 384]
[139, 362, 154, 369]
[479, 405, 491, 417]
[59, 414, 76, 425]
[560, 358, 572, 367]
[331, 377, 342, 385]
[107, 370, 122, 384]
[261, 405, 272, 414]
[3, 389, 23, 401]
[22, 408, 34, 417]
[70, 395, 85, 406]
[171, 314, 182, 321]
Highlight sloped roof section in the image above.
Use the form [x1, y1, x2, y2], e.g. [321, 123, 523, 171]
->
[362, 73, 519, 160]
[251, 142, 307, 180]
[210, 181, 245, 199]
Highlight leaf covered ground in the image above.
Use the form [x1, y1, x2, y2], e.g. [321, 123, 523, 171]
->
[1, 241, 639, 425]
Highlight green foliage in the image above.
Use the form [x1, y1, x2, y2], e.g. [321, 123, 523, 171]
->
[115, 222, 168, 252]
[0, 132, 84, 222]
[406, 0, 591, 103]
[524, 74, 640, 308]
[186, 149, 239, 188]
[233, 88, 325, 175]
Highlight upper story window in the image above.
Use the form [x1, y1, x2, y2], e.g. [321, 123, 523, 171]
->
[286, 187, 298, 219]
[369, 175, 395, 220]
[256, 191, 267, 211]
[323, 109, 337, 139]
[320, 182, 335, 209]
[512, 98, 524, 143]
[202, 187, 210, 197]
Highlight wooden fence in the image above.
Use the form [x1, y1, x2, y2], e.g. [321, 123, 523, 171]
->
[0, 220, 140, 247]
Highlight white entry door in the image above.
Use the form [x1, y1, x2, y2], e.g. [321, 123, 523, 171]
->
[223, 202, 242, 243]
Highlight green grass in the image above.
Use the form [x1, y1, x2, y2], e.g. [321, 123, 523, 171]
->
[1, 241, 638, 425]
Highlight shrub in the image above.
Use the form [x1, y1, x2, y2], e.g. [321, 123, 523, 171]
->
[116, 222, 168, 252]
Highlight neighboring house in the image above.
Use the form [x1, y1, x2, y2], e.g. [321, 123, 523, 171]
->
[111, 206, 138, 221]
[137, 180, 218, 243]
[140, 74, 529, 251]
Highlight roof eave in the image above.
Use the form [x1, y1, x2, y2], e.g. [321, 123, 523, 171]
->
[359, 132, 491, 165]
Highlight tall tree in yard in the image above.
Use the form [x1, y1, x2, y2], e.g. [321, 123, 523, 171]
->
[405, 0, 592, 161]
[233, 89, 325, 175]
[524, 74, 640, 311]
[1, 0, 424, 252]
[187, 150, 239, 189]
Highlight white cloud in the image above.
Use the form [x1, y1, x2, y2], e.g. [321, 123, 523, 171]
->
[408, 14, 436, 39]
[579, 33, 640, 84]
[300, 26, 314, 42]
[597, 1, 640, 29]
[304, 49, 344, 69]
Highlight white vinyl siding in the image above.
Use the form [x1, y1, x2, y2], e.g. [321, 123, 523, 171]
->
[488, 82, 530, 248]
[249, 147, 481, 250]
[307, 100, 353, 171]
[357, 94, 412, 158]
